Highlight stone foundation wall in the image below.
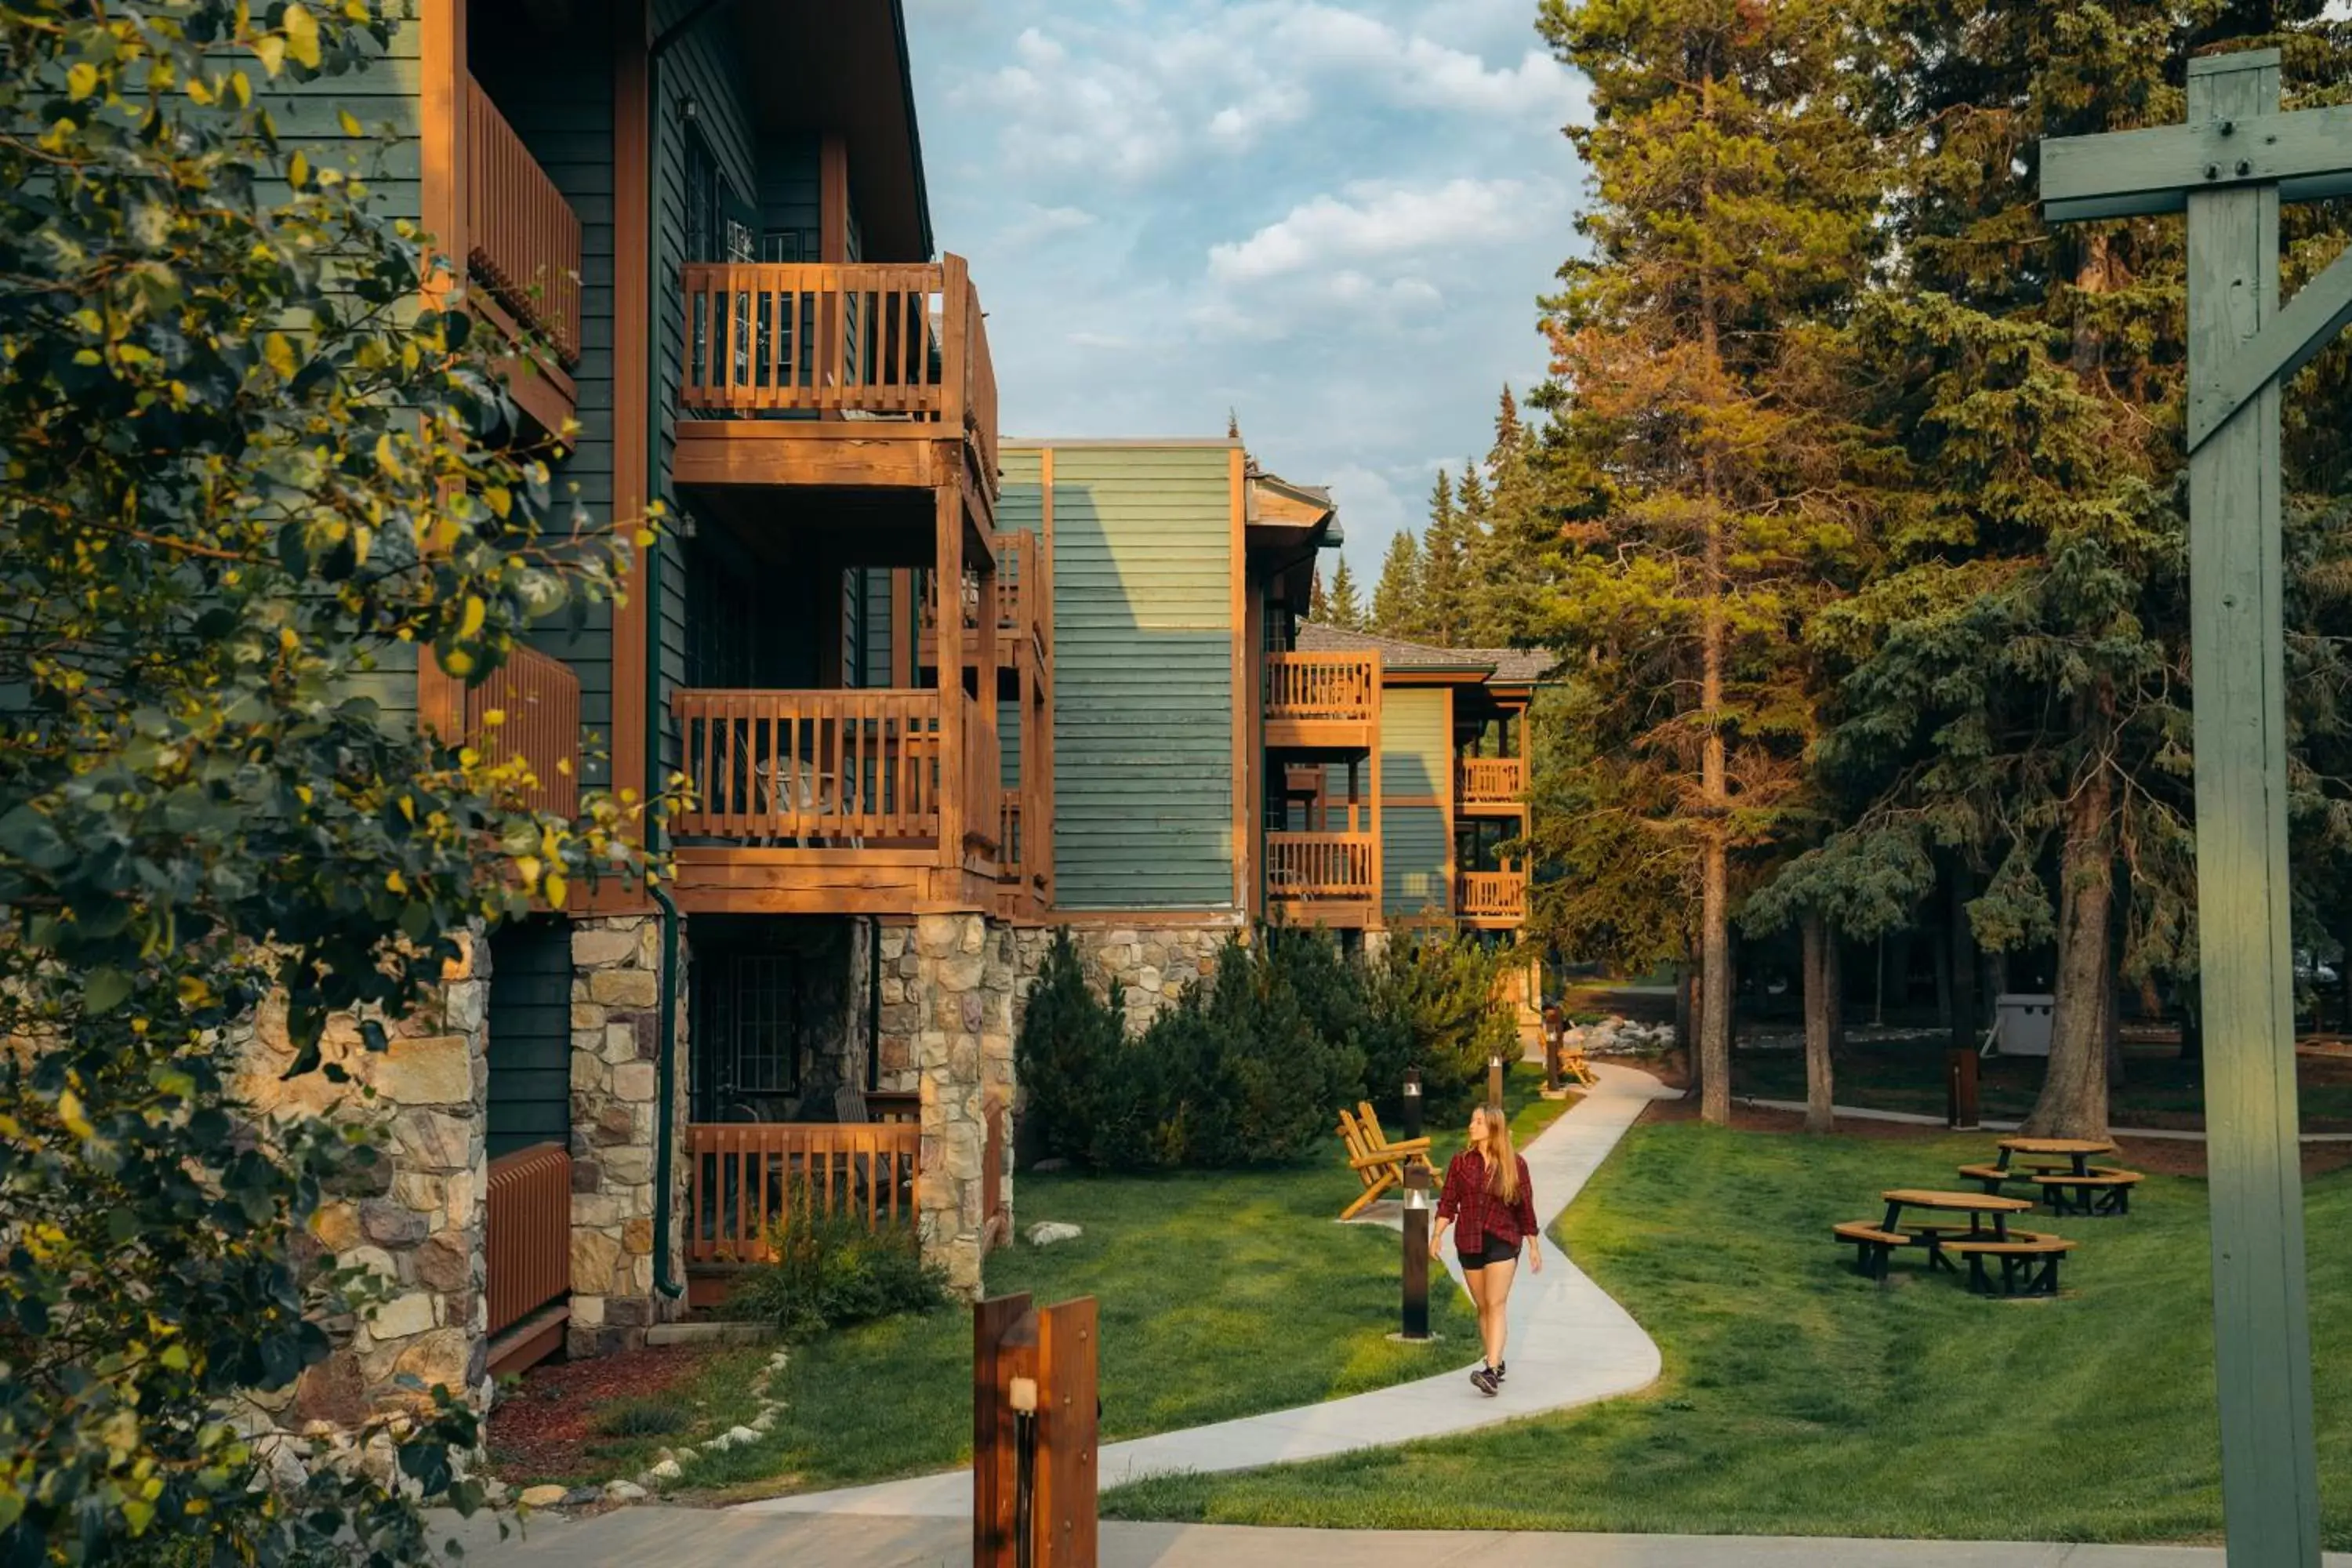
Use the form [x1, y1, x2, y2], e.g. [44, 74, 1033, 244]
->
[231, 931, 492, 1426]
[567, 914, 687, 1356]
[880, 915, 1014, 1296]
[1011, 922, 1240, 1036]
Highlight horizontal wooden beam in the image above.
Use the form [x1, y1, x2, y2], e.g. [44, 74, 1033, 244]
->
[2042, 93, 2352, 223]
[2188, 240, 2352, 452]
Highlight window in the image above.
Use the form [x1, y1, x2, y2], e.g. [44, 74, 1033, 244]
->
[697, 951, 802, 1111]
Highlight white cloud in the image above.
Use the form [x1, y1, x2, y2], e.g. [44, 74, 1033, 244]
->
[1207, 177, 1559, 284]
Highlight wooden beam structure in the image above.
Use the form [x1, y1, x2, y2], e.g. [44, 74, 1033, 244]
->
[2040, 47, 2343, 1566]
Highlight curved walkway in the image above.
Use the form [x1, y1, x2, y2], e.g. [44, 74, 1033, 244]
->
[740, 1063, 1682, 1519]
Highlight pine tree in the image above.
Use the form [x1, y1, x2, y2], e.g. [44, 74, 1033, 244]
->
[1309, 566, 1330, 625]
[1470, 387, 1555, 647]
[1534, 0, 1877, 1124]
[1418, 470, 1471, 645]
[1372, 529, 1422, 637]
[1327, 558, 1366, 631]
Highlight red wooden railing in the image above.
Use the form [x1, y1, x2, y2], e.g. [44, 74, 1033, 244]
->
[673, 688, 941, 841]
[1458, 757, 1528, 807]
[1265, 831, 1376, 899]
[1457, 871, 1528, 922]
[1264, 652, 1378, 724]
[684, 1123, 920, 1263]
[464, 644, 580, 818]
[464, 77, 582, 365]
[486, 1142, 572, 1338]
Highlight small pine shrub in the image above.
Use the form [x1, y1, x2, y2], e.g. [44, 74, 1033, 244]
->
[1367, 935, 1519, 1120]
[1014, 927, 1125, 1167]
[725, 1183, 949, 1343]
[593, 1396, 693, 1438]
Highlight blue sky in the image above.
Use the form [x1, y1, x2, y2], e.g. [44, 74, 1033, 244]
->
[902, 0, 1591, 580]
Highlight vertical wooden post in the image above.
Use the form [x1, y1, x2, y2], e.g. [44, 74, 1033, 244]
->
[1038, 447, 1058, 908]
[977, 530, 1000, 862]
[1033, 1298, 1098, 1568]
[972, 1294, 1032, 1568]
[1367, 653, 1384, 931]
[1229, 448, 1252, 917]
[415, 0, 469, 742]
[936, 485, 966, 881]
[2184, 52, 2320, 1566]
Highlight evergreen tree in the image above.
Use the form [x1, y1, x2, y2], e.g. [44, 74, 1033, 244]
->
[1309, 566, 1330, 625]
[1372, 528, 1423, 639]
[1469, 387, 1555, 646]
[1327, 557, 1366, 631]
[1418, 470, 1472, 645]
[1535, 0, 1878, 1123]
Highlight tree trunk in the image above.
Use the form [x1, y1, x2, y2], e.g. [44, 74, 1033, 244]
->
[1692, 63, 1733, 1129]
[1825, 932, 1846, 1058]
[1949, 862, 1979, 1052]
[2024, 720, 2116, 1137]
[1801, 913, 1835, 1134]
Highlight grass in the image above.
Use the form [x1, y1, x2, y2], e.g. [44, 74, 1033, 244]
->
[1104, 1114, 2352, 1544]
[1733, 1039, 2352, 1129]
[681, 1071, 1573, 1501]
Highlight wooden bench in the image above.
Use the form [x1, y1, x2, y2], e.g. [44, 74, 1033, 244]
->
[1831, 1221, 1911, 1280]
[1942, 1232, 2077, 1297]
[1334, 1109, 1431, 1222]
[2029, 1169, 2143, 1217]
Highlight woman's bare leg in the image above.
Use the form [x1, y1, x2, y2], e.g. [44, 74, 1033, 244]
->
[1478, 1256, 1517, 1368]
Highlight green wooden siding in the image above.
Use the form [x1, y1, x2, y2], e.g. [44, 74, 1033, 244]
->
[1016, 444, 1236, 911]
[486, 918, 575, 1158]
[1381, 688, 1449, 798]
[1385, 804, 1450, 920]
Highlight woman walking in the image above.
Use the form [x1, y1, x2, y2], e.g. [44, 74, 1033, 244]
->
[1432, 1103, 1540, 1396]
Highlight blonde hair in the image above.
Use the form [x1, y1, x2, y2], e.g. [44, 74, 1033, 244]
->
[1473, 1103, 1519, 1205]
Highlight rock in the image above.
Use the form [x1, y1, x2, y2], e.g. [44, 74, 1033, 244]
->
[374, 1034, 474, 1105]
[704, 1429, 735, 1452]
[368, 1291, 437, 1341]
[671, 1446, 697, 1463]
[1026, 1221, 1083, 1247]
[519, 1484, 568, 1509]
[722, 1424, 760, 1446]
[1029, 1158, 1069, 1174]
[603, 1479, 648, 1503]
[750, 1409, 777, 1432]
[561, 1486, 601, 1508]
[647, 1460, 684, 1483]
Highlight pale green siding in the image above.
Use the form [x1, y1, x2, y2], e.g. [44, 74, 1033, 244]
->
[1381, 688, 1450, 798]
[1385, 804, 1450, 919]
[1021, 444, 1236, 911]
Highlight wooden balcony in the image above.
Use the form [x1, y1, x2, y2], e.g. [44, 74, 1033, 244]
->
[672, 257, 999, 504]
[485, 1142, 571, 1376]
[1457, 870, 1528, 929]
[1264, 651, 1379, 753]
[920, 530, 1049, 671]
[463, 75, 580, 434]
[1457, 757, 1528, 815]
[465, 644, 580, 819]
[668, 687, 1007, 914]
[1265, 830, 1377, 929]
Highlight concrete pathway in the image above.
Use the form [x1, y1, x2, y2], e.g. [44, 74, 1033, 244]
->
[446, 1505, 2352, 1567]
[739, 1063, 1682, 1518]
[1735, 1094, 2352, 1143]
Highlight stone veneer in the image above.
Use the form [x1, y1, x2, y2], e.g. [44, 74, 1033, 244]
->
[879, 914, 1014, 1296]
[232, 930, 492, 1427]
[1011, 921, 1240, 1036]
[566, 914, 688, 1356]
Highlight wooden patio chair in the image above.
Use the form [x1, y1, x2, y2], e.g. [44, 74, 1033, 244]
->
[1335, 1108, 1421, 1222]
[1352, 1102, 1435, 1175]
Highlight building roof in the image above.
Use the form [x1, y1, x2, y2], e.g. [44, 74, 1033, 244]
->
[1295, 622, 1555, 684]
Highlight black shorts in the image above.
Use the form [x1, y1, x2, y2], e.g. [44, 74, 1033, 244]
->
[1457, 1235, 1520, 1271]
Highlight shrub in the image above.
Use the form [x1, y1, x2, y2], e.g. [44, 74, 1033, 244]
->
[593, 1397, 692, 1439]
[1014, 929, 1125, 1167]
[1366, 935, 1520, 1121]
[725, 1185, 949, 1343]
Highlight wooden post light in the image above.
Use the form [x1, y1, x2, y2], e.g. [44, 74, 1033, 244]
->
[2040, 51, 2352, 1563]
[975, 1294, 1098, 1568]
[1399, 1163, 1432, 1342]
[1401, 1066, 1422, 1142]
[1542, 1004, 1566, 1099]
[1488, 1051, 1506, 1108]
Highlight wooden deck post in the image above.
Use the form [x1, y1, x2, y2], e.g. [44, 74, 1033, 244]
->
[936, 483, 966, 880]
[976, 524, 1000, 865]
[1367, 652, 1385, 932]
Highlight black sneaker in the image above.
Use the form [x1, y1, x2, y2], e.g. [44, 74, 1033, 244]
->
[1469, 1366, 1499, 1397]
[1493, 1361, 1507, 1385]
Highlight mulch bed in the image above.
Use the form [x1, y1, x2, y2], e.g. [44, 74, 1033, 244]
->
[485, 1343, 723, 1482]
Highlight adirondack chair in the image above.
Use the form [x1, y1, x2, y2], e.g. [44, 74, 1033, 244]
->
[1353, 1102, 1436, 1176]
[1334, 1108, 1428, 1222]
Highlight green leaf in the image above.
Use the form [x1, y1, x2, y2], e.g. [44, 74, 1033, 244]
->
[85, 967, 132, 1014]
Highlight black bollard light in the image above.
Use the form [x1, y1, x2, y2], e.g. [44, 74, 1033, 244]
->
[1400, 1163, 1432, 1341]
[1542, 1004, 1563, 1095]
[1401, 1066, 1423, 1142]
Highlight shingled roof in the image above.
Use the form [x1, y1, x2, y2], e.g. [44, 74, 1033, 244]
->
[1294, 622, 1555, 684]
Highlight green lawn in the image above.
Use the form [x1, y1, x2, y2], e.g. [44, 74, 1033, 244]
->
[676, 1077, 1572, 1501]
[1105, 1116, 2352, 1544]
[1733, 1040, 2352, 1130]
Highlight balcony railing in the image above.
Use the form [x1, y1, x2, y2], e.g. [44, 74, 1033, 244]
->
[485, 1142, 571, 1338]
[465, 644, 580, 819]
[920, 531, 1048, 664]
[672, 687, 1003, 861]
[464, 76, 581, 365]
[675, 257, 998, 484]
[1265, 831, 1376, 902]
[1457, 870, 1528, 923]
[1458, 757, 1528, 808]
[1265, 652, 1378, 725]
[684, 1122, 919, 1265]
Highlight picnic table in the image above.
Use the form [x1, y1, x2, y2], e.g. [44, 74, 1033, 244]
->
[1880, 1188, 2031, 1243]
[1995, 1136, 2116, 1176]
[1958, 1137, 2143, 1217]
[1834, 1188, 2071, 1295]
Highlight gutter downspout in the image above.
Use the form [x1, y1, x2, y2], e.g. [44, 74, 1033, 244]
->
[643, 0, 731, 1305]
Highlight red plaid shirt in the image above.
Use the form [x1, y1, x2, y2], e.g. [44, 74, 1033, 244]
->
[1437, 1149, 1537, 1254]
